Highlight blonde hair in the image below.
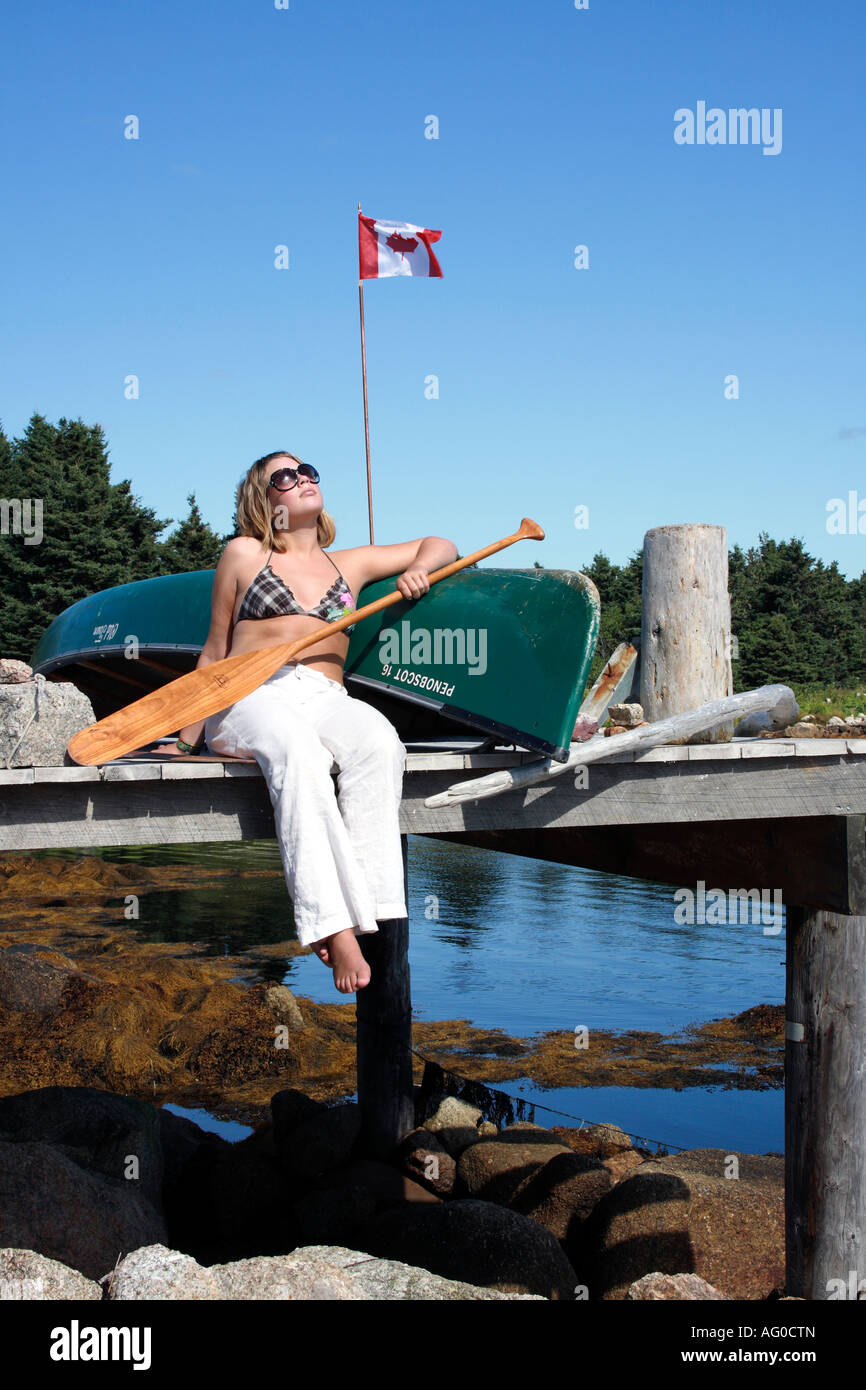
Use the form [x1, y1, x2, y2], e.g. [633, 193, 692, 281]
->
[235, 451, 336, 552]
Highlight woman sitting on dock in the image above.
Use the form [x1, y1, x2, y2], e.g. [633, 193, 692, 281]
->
[166, 450, 457, 994]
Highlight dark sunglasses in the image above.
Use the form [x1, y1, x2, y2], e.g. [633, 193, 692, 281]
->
[268, 463, 320, 492]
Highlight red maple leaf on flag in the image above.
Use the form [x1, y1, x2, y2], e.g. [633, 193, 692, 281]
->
[386, 231, 419, 258]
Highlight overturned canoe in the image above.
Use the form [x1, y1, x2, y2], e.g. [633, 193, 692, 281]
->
[29, 566, 599, 762]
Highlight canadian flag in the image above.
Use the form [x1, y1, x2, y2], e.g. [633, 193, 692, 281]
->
[358, 214, 443, 279]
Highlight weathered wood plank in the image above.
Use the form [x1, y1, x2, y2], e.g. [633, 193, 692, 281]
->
[103, 765, 163, 782]
[32, 766, 99, 783]
[687, 743, 742, 762]
[0, 768, 35, 786]
[2, 753, 866, 850]
[160, 763, 229, 780]
[740, 740, 798, 759]
[786, 842, 866, 1297]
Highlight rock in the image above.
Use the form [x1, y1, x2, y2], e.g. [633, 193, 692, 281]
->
[424, 1095, 482, 1129]
[421, 1096, 485, 1157]
[0, 660, 33, 683]
[357, 1198, 579, 1300]
[107, 1242, 542, 1300]
[603, 1150, 648, 1184]
[627, 1271, 729, 1300]
[738, 698, 802, 736]
[397, 1128, 456, 1197]
[787, 722, 821, 737]
[509, 1152, 612, 1264]
[296, 1245, 544, 1301]
[293, 1158, 440, 1246]
[0, 1086, 164, 1210]
[457, 1136, 576, 1205]
[262, 985, 304, 1030]
[201, 1132, 295, 1259]
[478, 1120, 498, 1138]
[276, 1102, 361, 1181]
[0, 1247, 102, 1300]
[270, 1088, 326, 1147]
[106, 1244, 226, 1300]
[608, 703, 645, 729]
[157, 1107, 229, 1212]
[827, 715, 847, 728]
[0, 677, 94, 767]
[583, 1148, 784, 1300]
[0, 945, 92, 1015]
[206, 1251, 367, 1300]
[157, 1123, 256, 1262]
[293, 1184, 378, 1246]
[571, 714, 599, 743]
[550, 1123, 633, 1159]
[736, 711, 780, 737]
[0, 1140, 167, 1282]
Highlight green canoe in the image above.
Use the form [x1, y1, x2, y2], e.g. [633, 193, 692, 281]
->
[29, 566, 599, 762]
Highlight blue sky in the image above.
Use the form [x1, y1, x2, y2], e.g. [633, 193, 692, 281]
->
[2, 0, 864, 578]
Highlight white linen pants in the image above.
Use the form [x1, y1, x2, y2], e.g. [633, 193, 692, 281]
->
[203, 661, 408, 947]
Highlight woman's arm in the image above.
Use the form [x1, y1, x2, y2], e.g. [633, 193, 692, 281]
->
[164, 541, 243, 752]
[344, 535, 459, 599]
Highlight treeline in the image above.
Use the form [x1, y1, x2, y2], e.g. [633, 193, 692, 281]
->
[0, 414, 227, 662]
[584, 541, 866, 691]
[2, 414, 864, 688]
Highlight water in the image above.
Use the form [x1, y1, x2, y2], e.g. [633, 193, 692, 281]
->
[15, 837, 785, 1153]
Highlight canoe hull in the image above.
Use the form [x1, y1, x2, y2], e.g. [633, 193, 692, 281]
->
[29, 567, 599, 761]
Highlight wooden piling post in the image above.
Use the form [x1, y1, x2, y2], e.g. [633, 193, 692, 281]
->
[640, 523, 734, 742]
[355, 833, 414, 1158]
[785, 815, 866, 1298]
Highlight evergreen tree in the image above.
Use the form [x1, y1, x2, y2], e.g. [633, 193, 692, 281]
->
[729, 534, 863, 688]
[584, 549, 642, 677]
[0, 413, 170, 662]
[157, 493, 225, 573]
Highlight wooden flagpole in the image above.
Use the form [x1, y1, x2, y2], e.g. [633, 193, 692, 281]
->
[358, 202, 375, 544]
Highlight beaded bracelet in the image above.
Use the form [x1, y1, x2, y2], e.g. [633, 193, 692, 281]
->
[176, 738, 203, 755]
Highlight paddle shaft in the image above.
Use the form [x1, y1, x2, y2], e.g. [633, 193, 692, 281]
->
[67, 517, 545, 765]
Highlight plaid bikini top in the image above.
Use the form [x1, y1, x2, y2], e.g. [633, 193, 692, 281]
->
[236, 547, 357, 632]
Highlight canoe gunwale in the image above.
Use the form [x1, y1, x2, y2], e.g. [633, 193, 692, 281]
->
[33, 644, 206, 677]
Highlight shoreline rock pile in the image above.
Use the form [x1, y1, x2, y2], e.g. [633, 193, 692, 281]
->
[0, 1084, 785, 1301]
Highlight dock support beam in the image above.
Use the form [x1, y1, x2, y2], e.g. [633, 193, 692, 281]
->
[785, 815, 866, 1299]
[356, 834, 414, 1158]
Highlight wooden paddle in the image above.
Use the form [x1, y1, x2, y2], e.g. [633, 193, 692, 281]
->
[67, 517, 545, 765]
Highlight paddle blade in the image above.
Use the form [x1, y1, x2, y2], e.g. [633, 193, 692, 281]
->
[519, 517, 545, 540]
[67, 642, 295, 765]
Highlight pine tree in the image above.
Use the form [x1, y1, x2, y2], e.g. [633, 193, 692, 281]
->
[584, 549, 642, 677]
[157, 493, 225, 573]
[0, 413, 170, 662]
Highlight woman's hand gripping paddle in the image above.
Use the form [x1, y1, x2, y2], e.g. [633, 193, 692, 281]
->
[67, 518, 545, 765]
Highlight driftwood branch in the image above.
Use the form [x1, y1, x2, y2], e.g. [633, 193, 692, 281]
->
[424, 684, 799, 809]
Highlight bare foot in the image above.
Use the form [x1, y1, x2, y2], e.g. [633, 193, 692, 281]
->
[323, 928, 371, 994]
[311, 941, 331, 966]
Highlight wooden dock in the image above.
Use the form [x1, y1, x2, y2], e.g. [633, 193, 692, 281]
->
[2, 735, 865, 1300]
[3, 520, 864, 1301]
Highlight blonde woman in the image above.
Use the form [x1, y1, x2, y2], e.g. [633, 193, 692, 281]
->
[165, 451, 457, 995]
